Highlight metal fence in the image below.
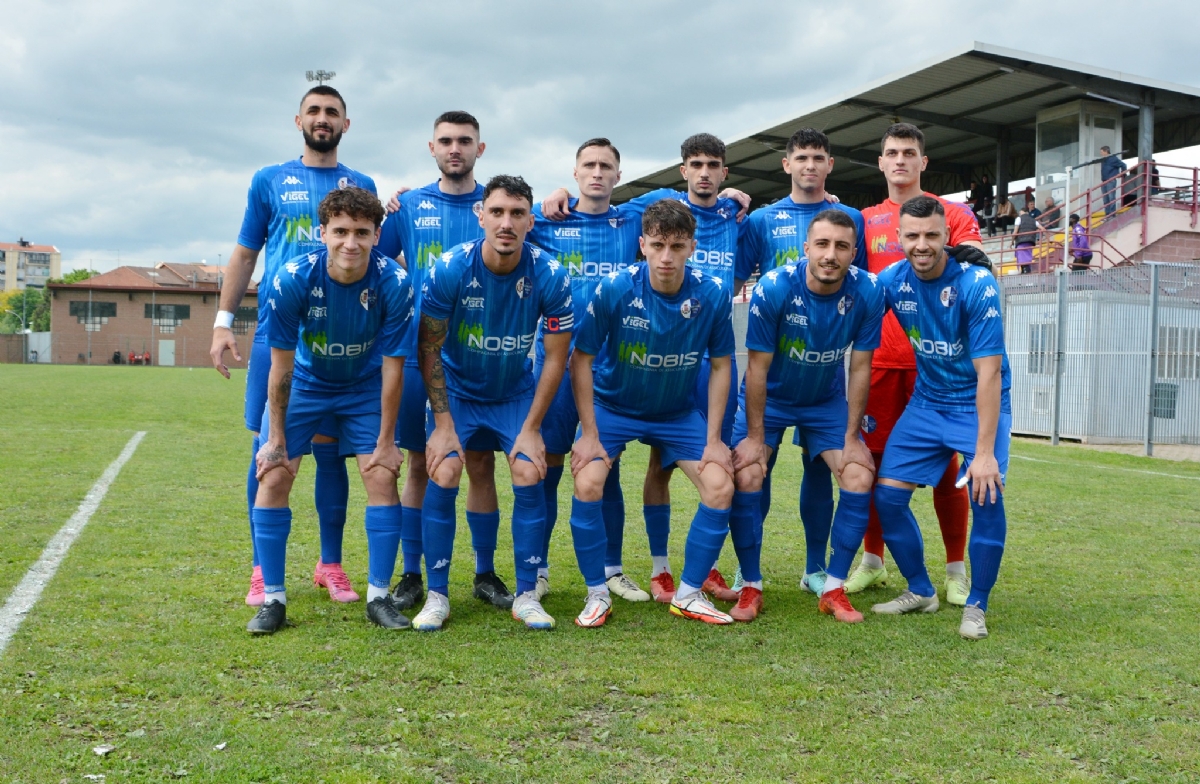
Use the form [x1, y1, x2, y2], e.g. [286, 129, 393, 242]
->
[1000, 263, 1200, 453]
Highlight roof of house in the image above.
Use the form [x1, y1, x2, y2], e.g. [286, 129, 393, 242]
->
[1, 242, 59, 253]
[48, 263, 256, 293]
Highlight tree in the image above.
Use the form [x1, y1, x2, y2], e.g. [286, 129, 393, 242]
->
[0, 289, 45, 333]
[55, 269, 98, 284]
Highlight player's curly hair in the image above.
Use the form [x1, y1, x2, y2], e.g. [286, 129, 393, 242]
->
[680, 133, 726, 164]
[641, 198, 696, 240]
[318, 187, 385, 227]
[898, 195, 945, 220]
[810, 208, 857, 238]
[482, 174, 534, 207]
[787, 128, 830, 155]
[881, 122, 925, 155]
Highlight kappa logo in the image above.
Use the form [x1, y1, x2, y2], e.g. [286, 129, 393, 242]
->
[959, 262, 971, 272]
[587, 302, 595, 316]
[394, 267, 408, 284]
[311, 286, 324, 298]
[630, 297, 646, 310]
[750, 304, 762, 317]
[376, 256, 388, 270]
[940, 286, 958, 308]
[273, 275, 282, 293]
[563, 295, 573, 308]
[268, 297, 276, 310]
[692, 268, 705, 281]
[775, 210, 790, 220]
[418, 200, 435, 210]
[711, 276, 723, 287]
[433, 559, 450, 570]
[899, 281, 914, 293]
[982, 286, 996, 299]
[792, 296, 805, 307]
[524, 556, 543, 565]
[975, 269, 990, 281]
[765, 270, 780, 282]
[547, 258, 562, 273]
[984, 307, 1000, 319]
[754, 284, 765, 297]
[284, 261, 302, 277]
[282, 176, 302, 185]
[460, 242, 475, 255]
[467, 277, 482, 289]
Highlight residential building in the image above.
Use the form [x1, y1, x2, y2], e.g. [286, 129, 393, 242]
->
[1, 239, 62, 291]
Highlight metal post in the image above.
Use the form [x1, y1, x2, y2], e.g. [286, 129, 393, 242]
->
[1144, 263, 1161, 456]
[1050, 266, 1069, 445]
[86, 287, 93, 365]
[1063, 166, 1073, 269]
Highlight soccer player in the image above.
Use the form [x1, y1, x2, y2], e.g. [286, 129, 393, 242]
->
[376, 111, 511, 612]
[732, 127, 867, 598]
[731, 209, 883, 622]
[847, 123, 980, 605]
[567, 198, 736, 627]
[247, 187, 414, 635]
[543, 134, 747, 603]
[527, 138, 645, 602]
[210, 86, 378, 608]
[411, 175, 573, 632]
[871, 196, 1011, 640]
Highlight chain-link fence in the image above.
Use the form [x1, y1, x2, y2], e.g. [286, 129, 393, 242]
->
[1001, 263, 1200, 452]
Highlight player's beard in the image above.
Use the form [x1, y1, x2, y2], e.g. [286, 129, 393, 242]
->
[303, 127, 342, 154]
[439, 160, 474, 183]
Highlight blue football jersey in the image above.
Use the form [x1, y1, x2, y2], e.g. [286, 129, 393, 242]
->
[422, 241, 574, 402]
[745, 261, 884, 407]
[735, 197, 867, 280]
[265, 248, 414, 394]
[529, 199, 642, 358]
[237, 158, 378, 332]
[624, 188, 744, 290]
[576, 264, 735, 421]
[878, 257, 1012, 413]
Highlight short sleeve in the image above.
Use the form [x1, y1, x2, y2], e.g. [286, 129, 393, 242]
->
[947, 202, 983, 246]
[851, 210, 868, 270]
[735, 212, 764, 281]
[235, 169, 271, 252]
[707, 285, 736, 358]
[853, 277, 885, 351]
[966, 279, 1005, 359]
[573, 277, 613, 356]
[540, 262, 575, 334]
[377, 211, 403, 260]
[420, 254, 457, 321]
[621, 187, 679, 218]
[265, 269, 303, 350]
[378, 263, 415, 358]
[744, 275, 782, 353]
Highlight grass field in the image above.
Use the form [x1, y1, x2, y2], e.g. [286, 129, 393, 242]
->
[1, 364, 1198, 783]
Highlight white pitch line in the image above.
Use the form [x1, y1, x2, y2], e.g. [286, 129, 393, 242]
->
[1011, 453, 1200, 482]
[0, 431, 146, 658]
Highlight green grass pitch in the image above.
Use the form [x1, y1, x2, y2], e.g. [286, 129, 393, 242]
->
[0, 365, 1198, 783]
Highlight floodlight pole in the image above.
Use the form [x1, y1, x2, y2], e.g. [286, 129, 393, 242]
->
[306, 70, 336, 86]
[1143, 263, 1161, 457]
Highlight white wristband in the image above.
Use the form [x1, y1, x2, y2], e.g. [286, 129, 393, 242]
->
[214, 310, 235, 330]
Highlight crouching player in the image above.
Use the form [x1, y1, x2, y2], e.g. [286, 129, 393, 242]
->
[872, 196, 1011, 640]
[731, 210, 883, 622]
[248, 187, 415, 634]
[568, 199, 736, 627]
[412, 175, 573, 632]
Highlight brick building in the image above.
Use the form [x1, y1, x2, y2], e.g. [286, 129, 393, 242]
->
[48, 263, 257, 367]
[1, 239, 61, 291]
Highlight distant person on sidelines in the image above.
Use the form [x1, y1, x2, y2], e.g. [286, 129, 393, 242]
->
[210, 85, 378, 608]
[1069, 214, 1093, 271]
[1100, 146, 1127, 216]
[989, 196, 1017, 236]
[1012, 207, 1039, 274]
[1040, 196, 1062, 230]
[247, 187, 414, 635]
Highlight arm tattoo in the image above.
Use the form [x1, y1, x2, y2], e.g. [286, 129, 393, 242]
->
[276, 370, 293, 414]
[418, 314, 451, 414]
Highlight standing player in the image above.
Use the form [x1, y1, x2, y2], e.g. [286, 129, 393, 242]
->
[567, 199, 736, 627]
[376, 111, 511, 612]
[847, 123, 980, 604]
[731, 210, 883, 623]
[247, 188, 414, 634]
[527, 138, 644, 602]
[210, 86, 377, 608]
[871, 196, 1011, 640]
[411, 175, 573, 632]
[732, 127, 867, 597]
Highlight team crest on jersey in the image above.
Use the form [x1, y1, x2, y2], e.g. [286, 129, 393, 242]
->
[861, 415, 877, 434]
[515, 276, 533, 299]
[609, 217, 622, 228]
[940, 286, 958, 308]
[472, 201, 483, 218]
[360, 288, 377, 310]
[681, 298, 701, 318]
[338, 177, 350, 189]
[717, 207, 731, 219]
[837, 294, 854, 315]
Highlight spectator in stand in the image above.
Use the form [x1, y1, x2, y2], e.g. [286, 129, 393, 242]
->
[1012, 206, 1040, 274]
[990, 196, 1017, 236]
[1040, 196, 1062, 230]
[143, 350, 152, 366]
[1027, 198, 1040, 221]
[1100, 146, 1127, 216]
[1068, 214, 1093, 271]
[128, 350, 138, 365]
[967, 179, 981, 215]
[979, 174, 994, 214]
[112, 350, 122, 365]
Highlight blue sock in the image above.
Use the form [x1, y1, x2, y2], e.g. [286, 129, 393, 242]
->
[422, 481, 459, 596]
[252, 506, 292, 593]
[800, 452, 834, 574]
[364, 504, 403, 590]
[644, 504, 671, 557]
[827, 489, 871, 580]
[467, 510, 499, 574]
[681, 503, 731, 590]
[311, 442, 348, 564]
[541, 465, 564, 566]
[966, 488, 1007, 611]
[511, 483, 545, 595]
[872, 484, 935, 597]
[569, 498, 608, 588]
[602, 465, 626, 567]
[247, 435, 260, 567]
[760, 447, 780, 521]
[730, 490, 763, 583]
[400, 505, 423, 575]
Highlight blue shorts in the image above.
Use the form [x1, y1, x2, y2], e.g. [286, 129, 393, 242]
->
[879, 406, 1012, 486]
[536, 360, 577, 456]
[259, 384, 384, 461]
[733, 394, 850, 458]
[395, 362, 429, 452]
[426, 394, 532, 461]
[591, 405, 708, 468]
[692, 354, 737, 446]
[245, 338, 338, 443]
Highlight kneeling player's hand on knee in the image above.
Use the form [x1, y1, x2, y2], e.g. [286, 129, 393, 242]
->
[699, 441, 735, 478]
[838, 437, 875, 478]
[964, 453, 1003, 505]
[256, 440, 294, 481]
[570, 433, 610, 476]
[426, 425, 463, 476]
[732, 437, 766, 474]
[510, 428, 547, 479]
[366, 442, 405, 478]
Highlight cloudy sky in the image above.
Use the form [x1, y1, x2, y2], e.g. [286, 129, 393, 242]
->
[3, 1, 1199, 274]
